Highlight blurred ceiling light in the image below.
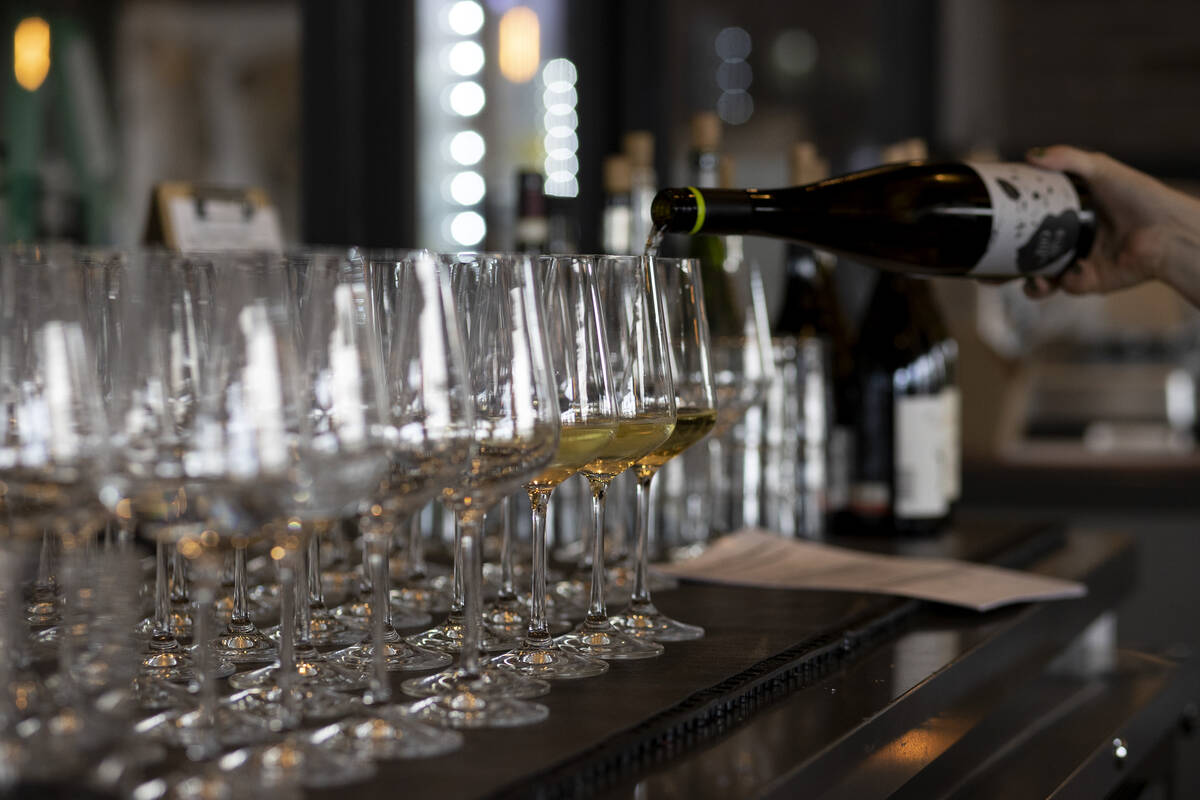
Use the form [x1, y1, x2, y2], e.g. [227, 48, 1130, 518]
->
[13, 16, 51, 92]
[448, 130, 486, 165]
[772, 29, 818, 77]
[447, 1, 485, 36]
[717, 91, 754, 125]
[449, 211, 486, 245]
[447, 81, 486, 116]
[541, 58, 577, 89]
[447, 40, 485, 76]
[542, 109, 577, 131]
[715, 26, 752, 61]
[449, 171, 486, 205]
[498, 6, 539, 83]
[717, 60, 753, 91]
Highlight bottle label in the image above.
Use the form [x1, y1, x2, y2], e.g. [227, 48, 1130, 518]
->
[894, 394, 948, 518]
[941, 386, 961, 502]
[967, 163, 1082, 277]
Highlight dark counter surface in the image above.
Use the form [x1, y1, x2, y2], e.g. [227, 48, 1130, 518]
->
[306, 517, 1173, 800]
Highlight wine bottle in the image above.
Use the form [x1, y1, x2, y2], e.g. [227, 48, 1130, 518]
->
[849, 273, 948, 535]
[624, 131, 658, 254]
[515, 170, 548, 254]
[650, 161, 1096, 279]
[602, 155, 634, 255]
[773, 143, 856, 528]
[685, 113, 743, 336]
[907, 280, 960, 508]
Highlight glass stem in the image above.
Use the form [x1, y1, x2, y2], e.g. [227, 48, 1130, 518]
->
[366, 531, 390, 702]
[459, 513, 484, 678]
[586, 479, 610, 623]
[378, 515, 401, 637]
[152, 538, 174, 646]
[231, 543, 250, 631]
[498, 495, 516, 600]
[450, 516, 464, 615]
[526, 489, 550, 643]
[632, 473, 655, 607]
[192, 556, 217, 759]
[407, 513, 426, 580]
[307, 530, 324, 608]
[277, 550, 298, 722]
[34, 529, 54, 593]
[171, 546, 188, 605]
[296, 525, 313, 651]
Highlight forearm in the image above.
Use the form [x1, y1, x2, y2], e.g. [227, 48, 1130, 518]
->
[1154, 224, 1200, 309]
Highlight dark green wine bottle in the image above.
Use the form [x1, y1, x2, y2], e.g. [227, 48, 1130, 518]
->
[652, 161, 1096, 279]
[848, 274, 949, 535]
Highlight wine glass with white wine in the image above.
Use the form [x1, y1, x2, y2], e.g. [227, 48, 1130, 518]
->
[610, 257, 715, 641]
[556, 255, 677, 661]
[491, 255, 616, 680]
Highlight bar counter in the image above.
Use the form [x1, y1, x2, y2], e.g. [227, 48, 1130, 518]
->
[307, 516, 1196, 800]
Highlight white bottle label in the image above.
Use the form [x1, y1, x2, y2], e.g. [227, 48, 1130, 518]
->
[894, 394, 948, 519]
[942, 386, 961, 502]
[967, 163, 1083, 277]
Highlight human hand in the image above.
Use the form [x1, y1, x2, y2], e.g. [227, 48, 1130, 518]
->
[1022, 146, 1200, 307]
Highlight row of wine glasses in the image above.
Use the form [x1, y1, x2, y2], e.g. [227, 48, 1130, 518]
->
[0, 246, 720, 794]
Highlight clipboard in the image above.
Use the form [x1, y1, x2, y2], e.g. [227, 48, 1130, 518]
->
[144, 181, 284, 252]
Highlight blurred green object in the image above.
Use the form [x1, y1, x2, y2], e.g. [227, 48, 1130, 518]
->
[3, 9, 114, 244]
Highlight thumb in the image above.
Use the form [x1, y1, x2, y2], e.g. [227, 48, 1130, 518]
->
[1026, 145, 1104, 179]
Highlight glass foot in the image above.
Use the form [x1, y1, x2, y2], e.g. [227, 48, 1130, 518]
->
[610, 601, 704, 642]
[311, 707, 463, 760]
[228, 655, 369, 692]
[135, 706, 278, 756]
[407, 693, 548, 729]
[405, 616, 513, 654]
[483, 596, 528, 638]
[400, 665, 549, 700]
[218, 739, 376, 789]
[556, 619, 664, 660]
[491, 639, 609, 680]
[391, 583, 452, 615]
[225, 685, 362, 722]
[331, 639, 452, 672]
[139, 645, 203, 683]
[211, 625, 277, 664]
[331, 598, 432, 631]
[135, 607, 194, 640]
[265, 612, 361, 648]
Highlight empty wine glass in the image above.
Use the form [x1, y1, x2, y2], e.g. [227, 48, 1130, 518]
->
[492, 255, 615, 680]
[401, 252, 560, 728]
[556, 255, 676, 661]
[611, 257, 715, 641]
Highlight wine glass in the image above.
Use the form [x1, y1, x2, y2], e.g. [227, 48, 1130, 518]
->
[330, 250, 466, 675]
[94, 251, 241, 687]
[491, 255, 615, 680]
[401, 252, 560, 728]
[0, 248, 116, 782]
[316, 249, 469, 759]
[700, 261, 775, 536]
[611, 257, 715, 641]
[556, 255, 676, 661]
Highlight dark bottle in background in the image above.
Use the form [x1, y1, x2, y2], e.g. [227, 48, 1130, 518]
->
[515, 170, 548, 253]
[773, 142, 857, 530]
[651, 161, 1096, 280]
[685, 112, 743, 337]
[624, 131, 657, 254]
[601, 154, 633, 255]
[848, 273, 949, 535]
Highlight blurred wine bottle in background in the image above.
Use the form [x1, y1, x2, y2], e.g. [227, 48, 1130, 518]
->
[602, 155, 634, 255]
[848, 272, 950, 535]
[768, 142, 855, 537]
[515, 170, 549, 254]
[624, 131, 657, 255]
